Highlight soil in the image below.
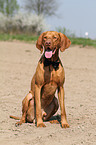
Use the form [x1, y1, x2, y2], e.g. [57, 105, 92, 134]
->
[0, 41, 96, 145]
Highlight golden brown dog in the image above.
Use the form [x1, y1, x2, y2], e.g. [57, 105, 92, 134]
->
[10, 31, 71, 128]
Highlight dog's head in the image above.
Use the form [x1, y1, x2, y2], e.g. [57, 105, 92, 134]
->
[36, 31, 71, 58]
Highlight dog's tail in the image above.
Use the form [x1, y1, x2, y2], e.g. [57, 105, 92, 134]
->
[10, 115, 20, 120]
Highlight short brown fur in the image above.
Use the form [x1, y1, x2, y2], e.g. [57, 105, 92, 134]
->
[10, 31, 71, 128]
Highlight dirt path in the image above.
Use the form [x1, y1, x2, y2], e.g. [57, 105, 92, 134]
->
[0, 41, 96, 145]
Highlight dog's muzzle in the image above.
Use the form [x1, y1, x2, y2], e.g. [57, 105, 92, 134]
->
[44, 48, 56, 59]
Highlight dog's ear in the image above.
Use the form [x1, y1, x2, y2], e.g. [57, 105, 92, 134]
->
[36, 32, 45, 53]
[59, 32, 71, 52]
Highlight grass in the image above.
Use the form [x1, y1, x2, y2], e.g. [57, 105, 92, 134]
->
[70, 37, 96, 48]
[0, 33, 96, 48]
[0, 33, 38, 42]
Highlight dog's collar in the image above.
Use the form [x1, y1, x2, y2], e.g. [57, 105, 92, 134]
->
[44, 57, 60, 71]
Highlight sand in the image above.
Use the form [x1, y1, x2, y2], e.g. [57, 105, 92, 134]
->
[0, 41, 96, 145]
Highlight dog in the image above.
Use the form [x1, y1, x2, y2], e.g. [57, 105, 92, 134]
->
[10, 31, 71, 128]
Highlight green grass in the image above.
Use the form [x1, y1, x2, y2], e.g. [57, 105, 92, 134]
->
[70, 37, 96, 48]
[0, 33, 38, 42]
[0, 33, 96, 48]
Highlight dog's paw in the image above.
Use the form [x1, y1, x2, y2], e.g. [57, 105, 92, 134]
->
[49, 120, 59, 124]
[15, 121, 24, 127]
[37, 122, 46, 127]
[15, 122, 22, 127]
[61, 121, 69, 128]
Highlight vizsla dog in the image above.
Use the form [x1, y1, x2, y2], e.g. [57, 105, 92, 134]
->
[10, 31, 71, 128]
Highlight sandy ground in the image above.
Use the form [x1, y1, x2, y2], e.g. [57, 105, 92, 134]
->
[0, 41, 96, 145]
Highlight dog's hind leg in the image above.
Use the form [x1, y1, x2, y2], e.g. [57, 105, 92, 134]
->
[15, 92, 34, 126]
[43, 97, 59, 123]
[26, 96, 35, 123]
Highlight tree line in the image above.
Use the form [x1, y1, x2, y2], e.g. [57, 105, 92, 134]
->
[0, 0, 58, 17]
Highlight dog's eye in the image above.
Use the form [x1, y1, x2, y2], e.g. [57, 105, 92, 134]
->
[44, 36, 47, 39]
[54, 36, 57, 39]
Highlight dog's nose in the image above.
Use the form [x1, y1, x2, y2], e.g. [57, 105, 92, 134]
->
[45, 41, 51, 46]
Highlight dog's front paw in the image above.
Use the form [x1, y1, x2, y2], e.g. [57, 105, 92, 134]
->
[61, 121, 69, 128]
[37, 122, 46, 127]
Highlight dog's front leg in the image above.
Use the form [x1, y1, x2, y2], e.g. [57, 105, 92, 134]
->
[35, 84, 46, 127]
[58, 86, 69, 128]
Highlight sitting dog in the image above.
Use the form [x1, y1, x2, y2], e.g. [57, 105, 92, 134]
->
[10, 31, 71, 128]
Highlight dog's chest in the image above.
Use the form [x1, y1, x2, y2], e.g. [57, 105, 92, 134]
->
[44, 65, 64, 86]
[35, 62, 65, 87]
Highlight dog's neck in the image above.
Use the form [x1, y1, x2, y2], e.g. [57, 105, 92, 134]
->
[44, 57, 60, 71]
[40, 49, 61, 71]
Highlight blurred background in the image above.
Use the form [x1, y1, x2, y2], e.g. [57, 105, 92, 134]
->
[0, 0, 96, 45]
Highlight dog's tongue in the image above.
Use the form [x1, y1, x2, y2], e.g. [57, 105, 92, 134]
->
[45, 51, 52, 58]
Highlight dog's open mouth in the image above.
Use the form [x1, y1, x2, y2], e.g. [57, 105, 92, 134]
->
[45, 48, 56, 59]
